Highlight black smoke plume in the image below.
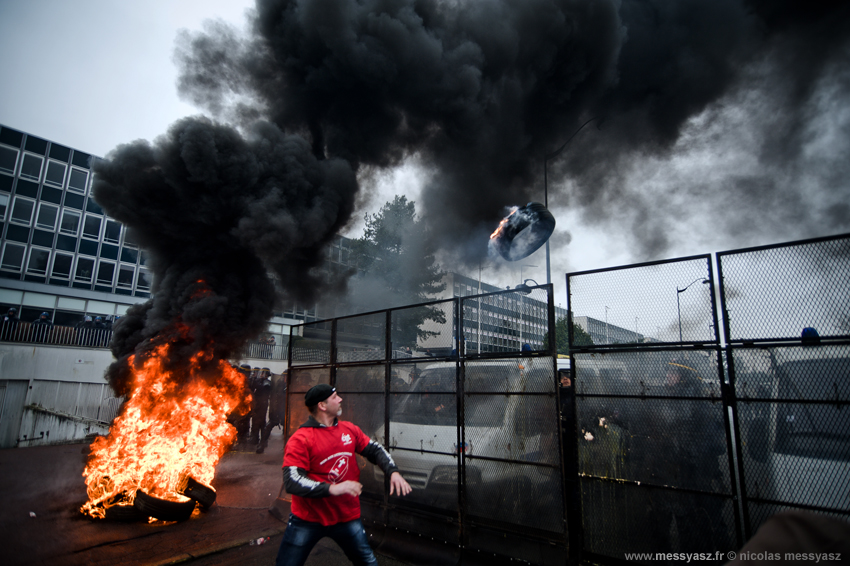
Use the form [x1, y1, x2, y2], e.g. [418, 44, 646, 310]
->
[175, 0, 849, 265]
[93, 118, 356, 393]
[97, 0, 850, 388]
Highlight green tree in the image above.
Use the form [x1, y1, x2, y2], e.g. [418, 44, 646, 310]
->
[349, 195, 446, 346]
[546, 315, 594, 355]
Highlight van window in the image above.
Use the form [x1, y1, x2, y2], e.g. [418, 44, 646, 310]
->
[775, 358, 849, 462]
[393, 368, 508, 427]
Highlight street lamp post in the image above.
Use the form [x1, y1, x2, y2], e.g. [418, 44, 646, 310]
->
[677, 278, 709, 342]
[516, 278, 539, 349]
[543, 117, 601, 286]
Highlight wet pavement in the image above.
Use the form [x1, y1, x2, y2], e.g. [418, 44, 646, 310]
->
[0, 429, 412, 566]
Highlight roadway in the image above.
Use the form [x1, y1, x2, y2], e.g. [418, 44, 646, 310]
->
[0, 427, 411, 566]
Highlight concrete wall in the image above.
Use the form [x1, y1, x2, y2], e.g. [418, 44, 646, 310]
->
[0, 344, 115, 385]
[17, 405, 111, 448]
[0, 344, 289, 449]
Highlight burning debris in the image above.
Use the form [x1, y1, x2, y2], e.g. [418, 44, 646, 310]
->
[489, 202, 556, 261]
[80, 342, 243, 519]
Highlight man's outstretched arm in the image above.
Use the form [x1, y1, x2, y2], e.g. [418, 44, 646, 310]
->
[360, 439, 412, 496]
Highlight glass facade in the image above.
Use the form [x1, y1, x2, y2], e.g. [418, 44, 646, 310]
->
[0, 125, 154, 327]
[0, 125, 151, 299]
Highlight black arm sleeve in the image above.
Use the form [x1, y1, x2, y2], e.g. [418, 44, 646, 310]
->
[359, 440, 399, 477]
[283, 466, 331, 498]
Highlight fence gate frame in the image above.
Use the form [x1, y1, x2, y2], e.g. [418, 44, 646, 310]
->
[284, 284, 572, 565]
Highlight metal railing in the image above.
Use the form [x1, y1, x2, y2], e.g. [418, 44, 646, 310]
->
[1, 322, 290, 363]
[1, 321, 113, 348]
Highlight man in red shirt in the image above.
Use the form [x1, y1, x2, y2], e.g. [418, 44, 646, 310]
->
[277, 383, 411, 566]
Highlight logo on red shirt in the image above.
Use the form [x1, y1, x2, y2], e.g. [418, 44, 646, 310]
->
[341, 432, 353, 445]
[328, 455, 349, 482]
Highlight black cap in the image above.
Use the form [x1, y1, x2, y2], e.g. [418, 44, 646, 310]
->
[305, 384, 335, 406]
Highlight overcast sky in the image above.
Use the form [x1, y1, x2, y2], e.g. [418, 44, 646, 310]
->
[1, 1, 848, 326]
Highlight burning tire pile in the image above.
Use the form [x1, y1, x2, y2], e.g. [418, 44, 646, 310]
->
[94, 478, 217, 522]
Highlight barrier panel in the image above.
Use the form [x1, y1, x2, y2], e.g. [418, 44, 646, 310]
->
[285, 288, 567, 565]
[278, 233, 849, 564]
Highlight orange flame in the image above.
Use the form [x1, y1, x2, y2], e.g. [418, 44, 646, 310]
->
[490, 207, 518, 240]
[80, 342, 248, 519]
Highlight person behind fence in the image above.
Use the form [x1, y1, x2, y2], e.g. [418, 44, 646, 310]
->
[249, 367, 272, 451]
[259, 369, 287, 454]
[2, 307, 20, 341]
[32, 312, 54, 342]
[93, 316, 108, 346]
[276, 384, 412, 566]
[75, 315, 94, 346]
[228, 364, 253, 448]
[391, 370, 408, 392]
[641, 360, 727, 553]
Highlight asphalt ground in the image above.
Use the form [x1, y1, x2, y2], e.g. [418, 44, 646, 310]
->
[0, 428, 412, 566]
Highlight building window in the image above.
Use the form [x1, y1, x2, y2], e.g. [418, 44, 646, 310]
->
[35, 203, 59, 230]
[74, 257, 95, 282]
[82, 214, 102, 239]
[59, 210, 80, 235]
[67, 168, 88, 193]
[1, 242, 26, 271]
[137, 268, 151, 291]
[27, 248, 51, 275]
[10, 197, 35, 225]
[123, 230, 139, 247]
[117, 265, 135, 288]
[103, 220, 121, 244]
[19, 153, 43, 181]
[44, 160, 66, 186]
[0, 193, 8, 220]
[120, 246, 138, 264]
[0, 146, 18, 175]
[96, 261, 115, 286]
[51, 253, 73, 279]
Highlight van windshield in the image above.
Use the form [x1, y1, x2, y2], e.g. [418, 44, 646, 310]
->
[776, 358, 850, 462]
[392, 368, 508, 427]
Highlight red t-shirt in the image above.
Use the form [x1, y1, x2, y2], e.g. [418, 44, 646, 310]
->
[283, 420, 371, 526]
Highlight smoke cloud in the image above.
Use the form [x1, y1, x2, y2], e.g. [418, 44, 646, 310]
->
[95, 0, 850, 386]
[174, 0, 849, 267]
[93, 118, 356, 392]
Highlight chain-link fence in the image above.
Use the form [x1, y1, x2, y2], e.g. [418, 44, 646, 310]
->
[567, 234, 850, 565]
[285, 288, 567, 564]
[567, 256, 737, 563]
[718, 234, 850, 540]
[277, 234, 848, 565]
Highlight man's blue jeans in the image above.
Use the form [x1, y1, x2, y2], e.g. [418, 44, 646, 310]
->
[275, 514, 378, 566]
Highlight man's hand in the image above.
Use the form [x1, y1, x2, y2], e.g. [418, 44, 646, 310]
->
[328, 481, 363, 497]
[389, 472, 412, 496]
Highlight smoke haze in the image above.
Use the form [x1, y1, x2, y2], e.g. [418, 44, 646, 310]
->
[175, 0, 849, 267]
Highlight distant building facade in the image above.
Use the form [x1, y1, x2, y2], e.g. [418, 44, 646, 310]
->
[424, 271, 568, 354]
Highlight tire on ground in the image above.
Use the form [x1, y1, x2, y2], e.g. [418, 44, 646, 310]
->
[133, 489, 196, 521]
[180, 477, 217, 510]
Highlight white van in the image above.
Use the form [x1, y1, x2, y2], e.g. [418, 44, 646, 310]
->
[744, 353, 850, 512]
[372, 358, 563, 530]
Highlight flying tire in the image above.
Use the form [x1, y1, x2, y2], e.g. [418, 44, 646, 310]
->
[490, 202, 556, 261]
